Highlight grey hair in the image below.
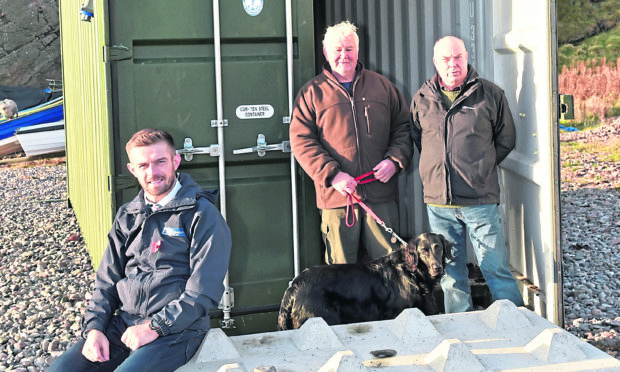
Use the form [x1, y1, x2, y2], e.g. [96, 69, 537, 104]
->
[322, 20, 359, 50]
[1, 99, 18, 119]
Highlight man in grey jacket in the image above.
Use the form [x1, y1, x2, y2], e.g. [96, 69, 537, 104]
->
[410, 36, 524, 313]
[48, 128, 231, 372]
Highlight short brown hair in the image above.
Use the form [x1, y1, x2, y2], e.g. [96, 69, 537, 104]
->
[125, 128, 175, 154]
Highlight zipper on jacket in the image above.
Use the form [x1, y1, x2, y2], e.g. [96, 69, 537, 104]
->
[332, 71, 366, 200]
[443, 81, 480, 205]
[444, 99, 457, 205]
[350, 97, 363, 182]
[443, 114, 452, 205]
[350, 76, 365, 183]
[364, 105, 370, 133]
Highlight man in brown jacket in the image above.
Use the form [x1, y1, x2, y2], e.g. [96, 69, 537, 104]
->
[290, 21, 412, 264]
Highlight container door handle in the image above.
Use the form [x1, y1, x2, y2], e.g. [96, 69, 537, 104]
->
[176, 137, 220, 161]
[233, 134, 291, 157]
[559, 94, 575, 120]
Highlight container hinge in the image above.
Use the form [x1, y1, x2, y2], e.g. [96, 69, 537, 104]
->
[176, 138, 220, 161]
[211, 119, 228, 128]
[103, 45, 132, 62]
[218, 286, 235, 329]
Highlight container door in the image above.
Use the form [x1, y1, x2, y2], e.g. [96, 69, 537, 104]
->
[493, 1, 563, 325]
[107, 0, 319, 335]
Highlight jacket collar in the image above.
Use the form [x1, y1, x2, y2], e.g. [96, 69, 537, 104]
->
[322, 61, 364, 85]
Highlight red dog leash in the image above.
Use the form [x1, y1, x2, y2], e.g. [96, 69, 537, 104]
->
[345, 172, 379, 227]
[345, 172, 408, 248]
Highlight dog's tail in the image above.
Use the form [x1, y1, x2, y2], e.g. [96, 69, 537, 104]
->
[277, 284, 296, 331]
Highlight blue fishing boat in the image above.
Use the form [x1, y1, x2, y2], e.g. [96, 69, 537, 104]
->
[0, 97, 64, 141]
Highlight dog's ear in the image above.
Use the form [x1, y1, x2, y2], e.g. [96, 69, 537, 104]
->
[412, 235, 421, 248]
[439, 234, 454, 261]
[404, 242, 419, 269]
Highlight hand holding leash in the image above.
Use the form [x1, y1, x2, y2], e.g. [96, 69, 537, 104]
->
[344, 171, 407, 248]
[331, 171, 357, 196]
[372, 159, 397, 183]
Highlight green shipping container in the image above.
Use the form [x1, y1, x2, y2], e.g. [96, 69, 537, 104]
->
[61, 0, 564, 332]
[60, 0, 321, 335]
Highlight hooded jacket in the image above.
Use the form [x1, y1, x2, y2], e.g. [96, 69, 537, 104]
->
[410, 66, 516, 205]
[81, 173, 231, 337]
[290, 62, 412, 209]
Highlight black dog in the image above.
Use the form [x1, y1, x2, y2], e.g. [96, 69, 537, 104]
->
[277, 233, 453, 330]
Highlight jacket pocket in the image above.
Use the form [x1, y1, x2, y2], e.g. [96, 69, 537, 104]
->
[116, 272, 151, 316]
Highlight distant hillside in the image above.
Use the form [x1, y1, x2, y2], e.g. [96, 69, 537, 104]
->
[557, 0, 620, 68]
[557, 0, 620, 45]
[558, 26, 620, 69]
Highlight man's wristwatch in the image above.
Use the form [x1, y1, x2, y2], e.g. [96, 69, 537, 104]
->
[149, 319, 164, 337]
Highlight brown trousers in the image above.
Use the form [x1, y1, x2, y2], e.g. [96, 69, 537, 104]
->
[320, 200, 399, 264]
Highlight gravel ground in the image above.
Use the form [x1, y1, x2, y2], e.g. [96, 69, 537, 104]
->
[560, 118, 620, 359]
[0, 120, 618, 370]
[0, 159, 94, 371]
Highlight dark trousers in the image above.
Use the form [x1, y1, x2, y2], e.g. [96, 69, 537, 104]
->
[47, 316, 205, 372]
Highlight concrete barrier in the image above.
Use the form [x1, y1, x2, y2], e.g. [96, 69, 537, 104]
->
[176, 300, 620, 371]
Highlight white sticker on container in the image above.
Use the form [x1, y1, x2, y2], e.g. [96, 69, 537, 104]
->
[243, 0, 263, 17]
[236, 104, 274, 120]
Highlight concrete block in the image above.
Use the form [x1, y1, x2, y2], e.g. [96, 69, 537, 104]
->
[293, 317, 344, 351]
[480, 299, 531, 331]
[388, 307, 442, 342]
[525, 328, 588, 363]
[317, 350, 369, 372]
[195, 328, 241, 363]
[424, 338, 486, 372]
[175, 301, 620, 372]
[216, 363, 247, 372]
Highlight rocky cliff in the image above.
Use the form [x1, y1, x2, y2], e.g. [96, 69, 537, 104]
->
[0, 0, 60, 88]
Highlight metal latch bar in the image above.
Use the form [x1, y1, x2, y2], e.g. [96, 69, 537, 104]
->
[177, 138, 220, 161]
[233, 134, 291, 157]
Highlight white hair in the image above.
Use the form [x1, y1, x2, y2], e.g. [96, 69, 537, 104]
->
[322, 20, 359, 49]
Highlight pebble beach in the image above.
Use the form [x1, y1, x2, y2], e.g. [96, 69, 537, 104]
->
[0, 161, 94, 371]
[0, 120, 618, 370]
[559, 118, 620, 359]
